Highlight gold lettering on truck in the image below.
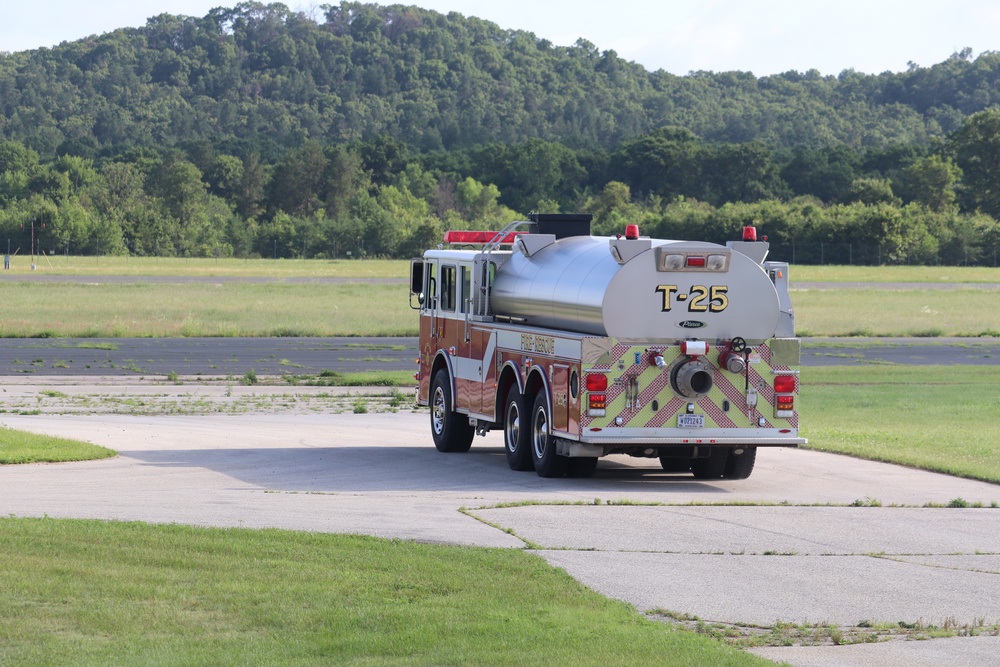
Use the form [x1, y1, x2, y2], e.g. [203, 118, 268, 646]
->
[521, 334, 555, 354]
[655, 284, 729, 313]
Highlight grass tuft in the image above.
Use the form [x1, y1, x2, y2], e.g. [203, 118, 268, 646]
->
[0, 427, 115, 464]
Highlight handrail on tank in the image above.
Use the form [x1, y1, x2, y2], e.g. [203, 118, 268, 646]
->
[477, 219, 533, 319]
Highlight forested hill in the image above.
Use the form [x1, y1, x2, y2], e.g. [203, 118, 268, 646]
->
[1, 1, 999, 156]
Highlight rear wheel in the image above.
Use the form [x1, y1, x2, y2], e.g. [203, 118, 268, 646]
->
[691, 447, 728, 479]
[530, 392, 568, 478]
[430, 370, 474, 453]
[503, 385, 533, 471]
[723, 446, 757, 479]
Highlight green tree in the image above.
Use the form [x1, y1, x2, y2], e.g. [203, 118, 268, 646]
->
[895, 155, 961, 212]
[843, 178, 900, 206]
[267, 141, 328, 218]
[609, 128, 705, 202]
[949, 109, 1000, 217]
[781, 145, 862, 203]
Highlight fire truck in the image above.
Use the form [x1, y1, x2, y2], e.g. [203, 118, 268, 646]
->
[409, 213, 804, 479]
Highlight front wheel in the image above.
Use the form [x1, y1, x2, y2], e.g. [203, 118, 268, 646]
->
[530, 392, 568, 478]
[430, 370, 474, 453]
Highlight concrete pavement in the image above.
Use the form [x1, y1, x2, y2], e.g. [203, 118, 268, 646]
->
[1, 410, 999, 666]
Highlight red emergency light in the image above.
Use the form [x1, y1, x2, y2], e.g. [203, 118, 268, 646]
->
[742, 226, 757, 241]
[443, 230, 523, 245]
[774, 375, 796, 393]
[585, 374, 608, 391]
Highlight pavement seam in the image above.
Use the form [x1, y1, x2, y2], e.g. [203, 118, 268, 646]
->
[458, 507, 538, 549]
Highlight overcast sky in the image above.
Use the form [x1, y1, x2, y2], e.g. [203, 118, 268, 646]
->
[2, 0, 997, 76]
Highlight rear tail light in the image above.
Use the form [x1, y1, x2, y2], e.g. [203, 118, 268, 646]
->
[586, 373, 608, 417]
[686, 256, 706, 268]
[774, 375, 796, 393]
[774, 375, 796, 417]
[586, 374, 608, 391]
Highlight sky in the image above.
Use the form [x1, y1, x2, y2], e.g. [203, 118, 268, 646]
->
[2, 0, 998, 77]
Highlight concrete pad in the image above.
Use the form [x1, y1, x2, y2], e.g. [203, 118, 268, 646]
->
[750, 635, 1000, 667]
[4, 409, 1000, 666]
[537, 551, 999, 627]
[472, 505, 1000, 555]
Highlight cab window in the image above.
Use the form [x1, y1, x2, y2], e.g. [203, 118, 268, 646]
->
[461, 265, 471, 313]
[441, 265, 457, 312]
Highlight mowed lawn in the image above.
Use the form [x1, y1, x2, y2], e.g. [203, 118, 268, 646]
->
[800, 365, 1000, 485]
[1, 260, 998, 338]
[0, 282, 413, 337]
[0, 518, 771, 667]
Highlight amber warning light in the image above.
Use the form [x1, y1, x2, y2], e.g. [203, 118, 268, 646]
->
[774, 375, 796, 417]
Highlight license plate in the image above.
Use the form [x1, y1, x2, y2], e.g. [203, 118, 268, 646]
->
[678, 414, 705, 428]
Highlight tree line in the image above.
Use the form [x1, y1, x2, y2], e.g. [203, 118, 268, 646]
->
[1, 2, 1000, 264]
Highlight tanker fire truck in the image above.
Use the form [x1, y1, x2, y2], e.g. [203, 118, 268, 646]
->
[409, 213, 804, 480]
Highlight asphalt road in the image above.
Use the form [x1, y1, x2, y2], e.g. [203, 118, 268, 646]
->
[0, 335, 997, 377]
[2, 410, 999, 667]
[1, 273, 996, 375]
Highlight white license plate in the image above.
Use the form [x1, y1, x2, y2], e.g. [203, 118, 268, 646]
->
[677, 414, 705, 428]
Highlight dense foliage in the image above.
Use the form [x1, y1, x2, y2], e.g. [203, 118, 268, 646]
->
[0, 2, 998, 264]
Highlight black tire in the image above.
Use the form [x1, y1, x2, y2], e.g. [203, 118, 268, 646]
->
[567, 457, 599, 478]
[723, 446, 757, 479]
[659, 457, 692, 473]
[503, 385, 533, 471]
[691, 447, 728, 479]
[429, 370, 474, 453]
[530, 392, 568, 478]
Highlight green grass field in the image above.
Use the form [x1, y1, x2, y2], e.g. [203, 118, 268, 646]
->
[7, 255, 1000, 283]
[0, 426, 115, 464]
[0, 260, 998, 338]
[790, 264, 1000, 283]
[0, 282, 414, 337]
[801, 365, 1000, 485]
[0, 518, 768, 667]
[5, 255, 409, 278]
[792, 288, 1000, 337]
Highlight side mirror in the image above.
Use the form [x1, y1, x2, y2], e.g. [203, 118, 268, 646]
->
[409, 259, 424, 294]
